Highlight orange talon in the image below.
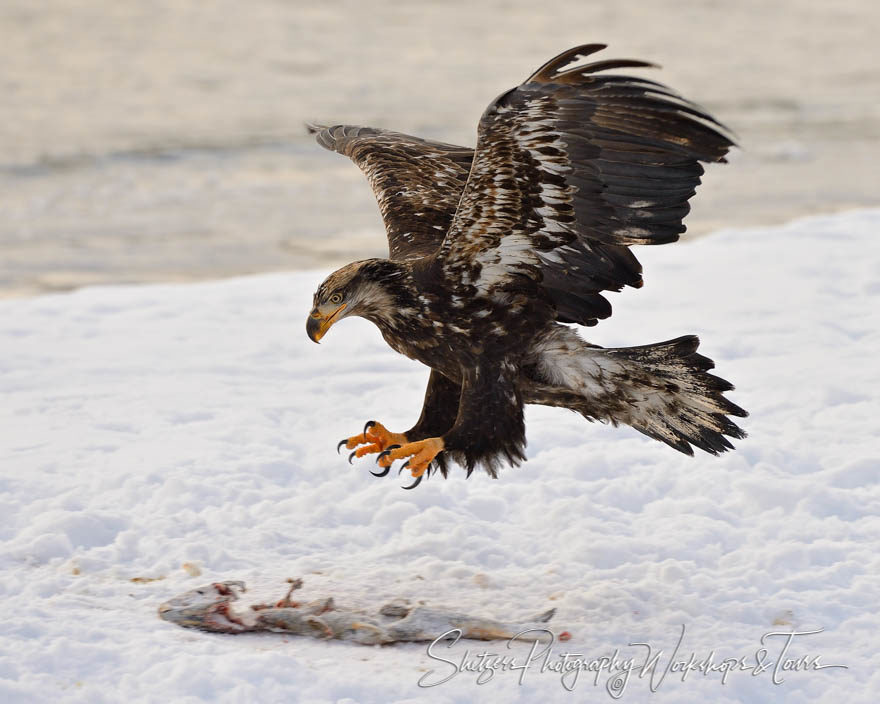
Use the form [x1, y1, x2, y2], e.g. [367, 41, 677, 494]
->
[354, 444, 381, 457]
[341, 422, 407, 458]
[377, 437, 445, 477]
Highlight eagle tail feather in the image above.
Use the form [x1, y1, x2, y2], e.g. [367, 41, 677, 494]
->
[533, 329, 747, 456]
[601, 335, 747, 455]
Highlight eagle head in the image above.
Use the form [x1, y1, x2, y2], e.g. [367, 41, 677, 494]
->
[306, 259, 407, 343]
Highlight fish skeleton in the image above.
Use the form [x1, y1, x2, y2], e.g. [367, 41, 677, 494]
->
[158, 579, 562, 645]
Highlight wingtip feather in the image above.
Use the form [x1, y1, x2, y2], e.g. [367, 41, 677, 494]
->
[526, 43, 608, 83]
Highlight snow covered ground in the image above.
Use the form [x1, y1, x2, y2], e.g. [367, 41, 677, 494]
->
[1, 210, 878, 703]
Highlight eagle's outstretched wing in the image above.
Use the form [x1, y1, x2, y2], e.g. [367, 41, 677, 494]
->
[306, 124, 473, 260]
[434, 44, 735, 326]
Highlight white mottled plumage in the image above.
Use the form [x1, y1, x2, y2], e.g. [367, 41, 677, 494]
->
[528, 326, 740, 451]
[306, 45, 746, 479]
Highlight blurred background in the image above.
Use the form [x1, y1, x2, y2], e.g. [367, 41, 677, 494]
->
[2, 0, 877, 297]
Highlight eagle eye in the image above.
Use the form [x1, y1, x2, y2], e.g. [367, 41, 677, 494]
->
[329, 293, 343, 305]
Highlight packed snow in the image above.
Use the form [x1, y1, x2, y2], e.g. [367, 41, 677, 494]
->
[1, 210, 878, 703]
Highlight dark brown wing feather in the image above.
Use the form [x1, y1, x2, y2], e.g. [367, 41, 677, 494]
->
[307, 124, 473, 260]
[435, 44, 735, 325]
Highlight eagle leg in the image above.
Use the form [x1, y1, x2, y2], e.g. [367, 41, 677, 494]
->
[376, 437, 445, 478]
[338, 421, 408, 460]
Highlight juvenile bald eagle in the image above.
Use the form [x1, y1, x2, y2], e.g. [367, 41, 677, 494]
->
[306, 44, 746, 489]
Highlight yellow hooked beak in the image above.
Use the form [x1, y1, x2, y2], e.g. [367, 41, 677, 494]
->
[306, 303, 347, 343]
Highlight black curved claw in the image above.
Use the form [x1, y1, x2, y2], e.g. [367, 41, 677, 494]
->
[363, 420, 376, 441]
[375, 444, 401, 465]
[401, 473, 424, 490]
[397, 459, 410, 476]
[337, 439, 348, 454]
[348, 450, 358, 465]
[370, 464, 391, 478]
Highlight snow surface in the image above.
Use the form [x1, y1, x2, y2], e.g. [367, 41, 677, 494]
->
[1, 210, 879, 703]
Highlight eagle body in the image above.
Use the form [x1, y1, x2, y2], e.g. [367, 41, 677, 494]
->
[306, 45, 747, 487]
